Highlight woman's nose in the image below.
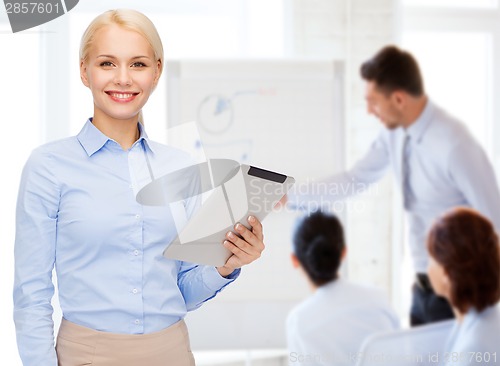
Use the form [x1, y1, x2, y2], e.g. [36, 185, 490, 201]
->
[114, 66, 132, 86]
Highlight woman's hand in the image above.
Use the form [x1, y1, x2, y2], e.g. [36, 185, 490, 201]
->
[216, 216, 265, 277]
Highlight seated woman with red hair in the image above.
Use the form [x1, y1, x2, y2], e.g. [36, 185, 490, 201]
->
[427, 207, 500, 365]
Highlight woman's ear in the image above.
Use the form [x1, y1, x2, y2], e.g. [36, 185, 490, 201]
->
[441, 269, 452, 294]
[80, 60, 90, 88]
[341, 247, 347, 260]
[153, 59, 162, 87]
[290, 253, 300, 269]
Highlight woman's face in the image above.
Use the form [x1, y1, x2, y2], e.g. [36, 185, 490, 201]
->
[427, 255, 451, 300]
[80, 24, 161, 125]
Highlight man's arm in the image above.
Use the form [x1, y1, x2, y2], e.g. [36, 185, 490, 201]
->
[289, 131, 391, 210]
[448, 140, 500, 231]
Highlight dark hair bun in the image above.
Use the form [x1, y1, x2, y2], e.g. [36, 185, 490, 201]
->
[305, 236, 337, 282]
[293, 211, 345, 286]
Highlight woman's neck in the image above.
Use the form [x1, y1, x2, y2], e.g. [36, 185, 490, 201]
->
[92, 114, 140, 150]
[453, 306, 466, 324]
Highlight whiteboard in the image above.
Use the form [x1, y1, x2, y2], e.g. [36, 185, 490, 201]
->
[165, 60, 345, 350]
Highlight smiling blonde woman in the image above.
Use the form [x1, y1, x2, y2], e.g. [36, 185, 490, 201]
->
[13, 9, 265, 366]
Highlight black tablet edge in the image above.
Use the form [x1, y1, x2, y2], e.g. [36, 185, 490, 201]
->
[247, 166, 287, 184]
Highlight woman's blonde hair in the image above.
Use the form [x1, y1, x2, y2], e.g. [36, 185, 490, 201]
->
[80, 9, 164, 123]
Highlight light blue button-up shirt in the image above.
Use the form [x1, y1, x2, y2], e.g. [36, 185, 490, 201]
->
[442, 305, 500, 366]
[291, 100, 500, 272]
[13, 120, 239, 366]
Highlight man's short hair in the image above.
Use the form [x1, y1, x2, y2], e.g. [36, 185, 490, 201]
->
[360, 45, 424, 96]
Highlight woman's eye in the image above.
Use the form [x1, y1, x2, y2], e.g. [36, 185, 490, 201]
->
[132, 62, 147, 68]
[100, 61, 114, 67]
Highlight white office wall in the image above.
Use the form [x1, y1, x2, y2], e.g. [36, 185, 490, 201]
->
[0, 25, 42, 366]
[402, 1, 500, 182]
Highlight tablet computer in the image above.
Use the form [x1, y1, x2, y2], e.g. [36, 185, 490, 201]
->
[163, 164, 295, 266]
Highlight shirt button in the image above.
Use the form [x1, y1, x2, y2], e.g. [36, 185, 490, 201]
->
[129, 184, 133, 189]
[134, 319, 140, 325]
[132, 288, 138, 294]
[133, 250, 139, 256]
[135, 214, 141, 220]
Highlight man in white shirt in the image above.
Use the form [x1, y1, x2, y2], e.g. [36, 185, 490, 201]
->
[291, 45, 500, 326]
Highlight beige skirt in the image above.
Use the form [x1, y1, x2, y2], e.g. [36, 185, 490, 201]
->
[56, 318, 195, 366]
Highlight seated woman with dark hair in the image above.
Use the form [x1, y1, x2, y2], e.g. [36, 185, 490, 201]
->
[427, 207, 500, 365]
[286, 211, 399, 366]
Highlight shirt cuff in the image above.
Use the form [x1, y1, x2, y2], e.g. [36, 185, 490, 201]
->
[202, 266, 240, 292]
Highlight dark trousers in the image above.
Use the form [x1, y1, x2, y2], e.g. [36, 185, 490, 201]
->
[410, 274, 455, 326]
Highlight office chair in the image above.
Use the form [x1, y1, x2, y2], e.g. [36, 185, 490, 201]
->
[354, 320, 455, 366]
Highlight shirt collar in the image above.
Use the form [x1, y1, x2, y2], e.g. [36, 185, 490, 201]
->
[404, 99, 434, 143]
[317, 277, 343, 294]
[77, 118, 156, 156]
[136, 122, 156, 155]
